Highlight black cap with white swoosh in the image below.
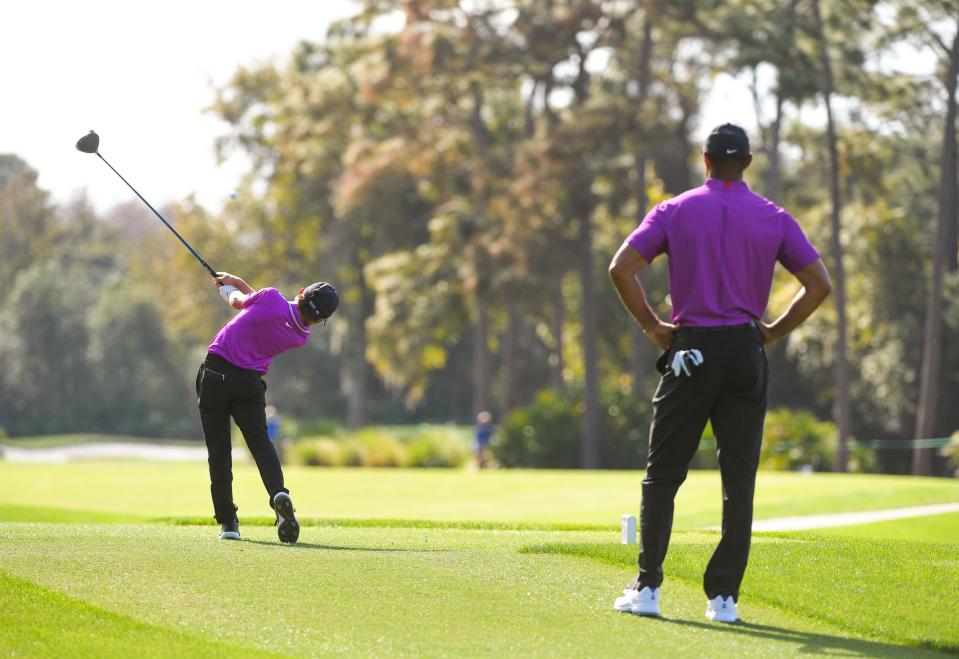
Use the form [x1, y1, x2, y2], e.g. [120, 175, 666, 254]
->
[300, 282, 339, 322]
[702, 123, 751, 160]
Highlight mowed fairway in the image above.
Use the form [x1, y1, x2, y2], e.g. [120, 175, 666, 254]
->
[0, 461, 957, 657]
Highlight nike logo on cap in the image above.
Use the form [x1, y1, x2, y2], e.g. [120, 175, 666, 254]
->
[725, 148, 738, 154]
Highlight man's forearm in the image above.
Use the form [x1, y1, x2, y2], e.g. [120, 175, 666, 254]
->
[610, 271, 661, 332]
[767, 286, 829, 342]
[608, 243, 674, 351]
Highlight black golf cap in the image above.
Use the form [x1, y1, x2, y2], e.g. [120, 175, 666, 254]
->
[301, 282, 339, 321]
[703, 123, 750, 160]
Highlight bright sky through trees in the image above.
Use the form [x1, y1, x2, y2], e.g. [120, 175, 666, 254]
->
[0, 1, 355, 212]
[0, 1, 930, 214]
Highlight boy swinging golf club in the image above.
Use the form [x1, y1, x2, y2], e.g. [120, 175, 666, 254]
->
[201, 275, 339, 542]
[75, 130, 340, 543]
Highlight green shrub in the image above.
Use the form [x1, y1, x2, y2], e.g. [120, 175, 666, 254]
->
[338, 439, 367, 467]
[494, 394, 856, 473]
[760, 408, 837, 471]
[494, 389, 580, 468]
[286, 425, 474, 469]
[294, 417, 343, 439]
[352, 428, 407, 467]
[406, 428, 472, 468]
[597, 387, 652, 469]
[493, 387, 651, 469]
[288, 437, 342, 467]
[941, 432, 959, 476]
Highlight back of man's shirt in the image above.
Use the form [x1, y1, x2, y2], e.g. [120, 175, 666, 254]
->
[627, 179, 819, 327]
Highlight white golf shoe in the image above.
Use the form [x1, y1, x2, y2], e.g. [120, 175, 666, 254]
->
[705, 595, 738, 623]
[613, 587, 660, 616]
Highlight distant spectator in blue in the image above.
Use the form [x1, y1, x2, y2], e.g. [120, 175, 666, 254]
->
[474, 411, 494, 469]
[266, 405, 281, 444]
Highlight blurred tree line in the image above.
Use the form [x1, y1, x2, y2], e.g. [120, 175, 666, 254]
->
[1, 0, 957, 475]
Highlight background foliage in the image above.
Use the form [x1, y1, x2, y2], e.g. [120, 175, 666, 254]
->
[1, 1, 957, 475]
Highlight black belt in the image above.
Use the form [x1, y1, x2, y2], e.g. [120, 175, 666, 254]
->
[672, 322, 756, 338]
[204, 352, 265, 378]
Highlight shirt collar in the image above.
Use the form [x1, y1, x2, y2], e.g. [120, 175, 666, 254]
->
[705, 178, 749, 191]
[288, 302, 310, 335]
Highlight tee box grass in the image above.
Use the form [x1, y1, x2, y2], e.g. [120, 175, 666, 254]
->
[0, 461, 956, 656]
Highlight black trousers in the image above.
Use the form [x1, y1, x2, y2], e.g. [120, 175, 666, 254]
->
[196, 352, 288, 523]
[629, 323, 768, 601]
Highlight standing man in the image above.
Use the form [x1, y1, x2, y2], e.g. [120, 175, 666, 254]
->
[198, 273, 339, 543]
[608, 124, 831, 622]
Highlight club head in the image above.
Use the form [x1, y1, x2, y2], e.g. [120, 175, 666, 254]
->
[75, 130, 100, 154]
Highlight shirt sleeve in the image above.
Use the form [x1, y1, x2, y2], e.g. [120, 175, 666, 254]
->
[241, 287, 279, 309]
[626, 203, 671, 262]
[777, 212, 820, 273]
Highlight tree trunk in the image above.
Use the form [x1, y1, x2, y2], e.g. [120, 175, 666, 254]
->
[765, 0, 799, 202]
[914, 24, 959, 475]
[469, 82, 494, 419]
[344, 276, 369, 429]
[501, 303, 521, 415]
[551, 278, 566, 390]
[629, 152, 651, 397]
[570, 47, 601, 469]
[813, 0, 852, 472]
[766, 91, 784, 202]
[944, 28, 959, 274]
[629, 3, 655, 397]
[579, 211, 601, 469]
[473, 304, 492, 417]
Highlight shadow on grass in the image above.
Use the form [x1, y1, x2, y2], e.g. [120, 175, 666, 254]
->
[238, 538, 450, 553]
[161, 516, 611, 532]
[656, 618, 947, 658]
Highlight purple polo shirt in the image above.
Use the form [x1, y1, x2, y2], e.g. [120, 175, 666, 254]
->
[208, 287, 310, 373]
[627, 179, 820, 327]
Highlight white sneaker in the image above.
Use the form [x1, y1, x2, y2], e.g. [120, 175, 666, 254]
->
[705, 595, 738, 623]
[613, 587, 660, 616]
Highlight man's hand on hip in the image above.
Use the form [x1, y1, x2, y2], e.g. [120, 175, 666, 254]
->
[755, 321, 777, 345]
[646, 320, 676, 352]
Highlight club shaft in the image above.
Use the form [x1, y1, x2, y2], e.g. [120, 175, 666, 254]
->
[96, 153, 217, 278]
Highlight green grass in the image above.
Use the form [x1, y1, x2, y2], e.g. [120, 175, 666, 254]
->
[0, 523, 949, 657]
[1, 433, 199, 448]
[812, 511, 959, 543]
[0, 504, 140, 524]
[523, 534, 959, 652]
[161, 515, 614, 531]
[0, 570, 275, 657]
[0, 461, 956, 526]
[0, 461, 957, 656]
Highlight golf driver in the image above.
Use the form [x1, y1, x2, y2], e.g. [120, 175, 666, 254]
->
[75, 130, 218, 279]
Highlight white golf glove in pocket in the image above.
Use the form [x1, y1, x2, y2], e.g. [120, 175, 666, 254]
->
[671, 349, 704, 377]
